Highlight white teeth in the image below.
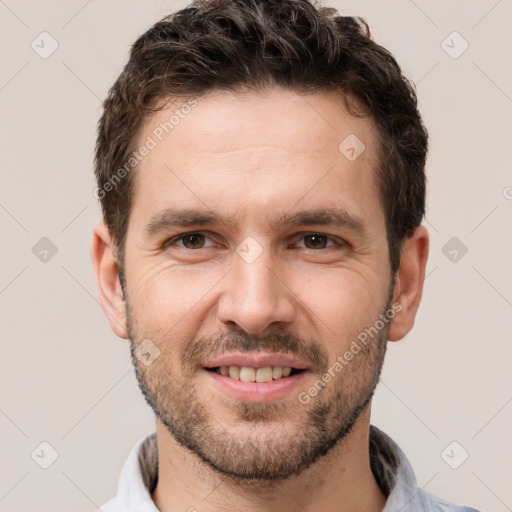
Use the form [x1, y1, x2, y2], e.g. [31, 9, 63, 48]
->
[216, 365, 300, 381]
[239, 367, 256, 382]
[256, 367, 273, 383]
[228, 366, 240, 380]
[272, 366, 283, 379]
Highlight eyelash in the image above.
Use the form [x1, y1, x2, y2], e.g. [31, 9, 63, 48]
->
[164, 232, 346, 251]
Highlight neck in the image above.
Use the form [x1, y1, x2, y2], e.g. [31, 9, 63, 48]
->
[151, 406, 387, 512]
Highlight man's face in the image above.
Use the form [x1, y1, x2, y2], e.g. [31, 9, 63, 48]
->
[123, 89, 393, 479]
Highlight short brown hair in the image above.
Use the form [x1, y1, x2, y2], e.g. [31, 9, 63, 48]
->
[94, 0, 428, 276]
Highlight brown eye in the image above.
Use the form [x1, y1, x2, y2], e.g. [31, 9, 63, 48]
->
[180, 234, 206, 249]
[167, 233, 216, 250]
[300, 234, 333, 250]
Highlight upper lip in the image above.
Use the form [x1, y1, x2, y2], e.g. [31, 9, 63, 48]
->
[203, 351, 310, 370]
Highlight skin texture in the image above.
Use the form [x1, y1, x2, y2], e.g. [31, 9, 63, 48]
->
[92, 88, 429, 512]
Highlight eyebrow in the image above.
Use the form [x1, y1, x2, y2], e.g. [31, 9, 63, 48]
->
[144, 207, 367, 238]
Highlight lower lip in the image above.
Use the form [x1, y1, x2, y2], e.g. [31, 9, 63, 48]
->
[202, 368, 308, 402]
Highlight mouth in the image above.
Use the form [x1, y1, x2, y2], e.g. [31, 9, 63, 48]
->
[204, 365, 305, 382]
[201, 352, 310, 402]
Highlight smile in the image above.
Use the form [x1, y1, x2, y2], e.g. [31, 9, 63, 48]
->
[202, 352, 310, 402]
[206, 365, 303, 382]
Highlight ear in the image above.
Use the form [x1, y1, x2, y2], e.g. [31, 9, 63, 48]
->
[91, 223, 129, 339]
[388, 225, 429, 342]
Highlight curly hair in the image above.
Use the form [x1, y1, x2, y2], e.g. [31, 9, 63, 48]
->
[94, 0, 428, 275]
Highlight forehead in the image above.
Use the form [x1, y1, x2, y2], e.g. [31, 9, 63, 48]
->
[130, 88, 383, 230]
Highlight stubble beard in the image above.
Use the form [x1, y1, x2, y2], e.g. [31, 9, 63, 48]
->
[126, 295, 391, 482]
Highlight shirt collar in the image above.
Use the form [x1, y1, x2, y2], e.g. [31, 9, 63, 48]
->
[104, 425, 423, 512]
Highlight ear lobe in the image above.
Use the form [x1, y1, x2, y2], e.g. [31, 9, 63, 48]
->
[91, 223, 129, 339]
[388, 225, 429, 342]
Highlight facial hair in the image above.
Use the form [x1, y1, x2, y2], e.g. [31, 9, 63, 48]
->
[126, 289, 392, 481]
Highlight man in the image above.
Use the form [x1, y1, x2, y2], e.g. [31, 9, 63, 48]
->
[91, 0, 480, 510]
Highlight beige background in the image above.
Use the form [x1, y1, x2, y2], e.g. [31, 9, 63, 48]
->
[1, 1, 511, 511]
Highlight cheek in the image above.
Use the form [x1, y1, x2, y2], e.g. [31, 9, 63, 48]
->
[126, 261, 225, 342]
[291, 268, 388, 349]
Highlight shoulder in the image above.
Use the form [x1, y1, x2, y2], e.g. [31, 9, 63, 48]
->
[98, 497, 118, 511]
[417, 488, 482, 512]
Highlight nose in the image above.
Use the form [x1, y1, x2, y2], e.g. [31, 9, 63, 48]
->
[216, 246, 295, 336]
